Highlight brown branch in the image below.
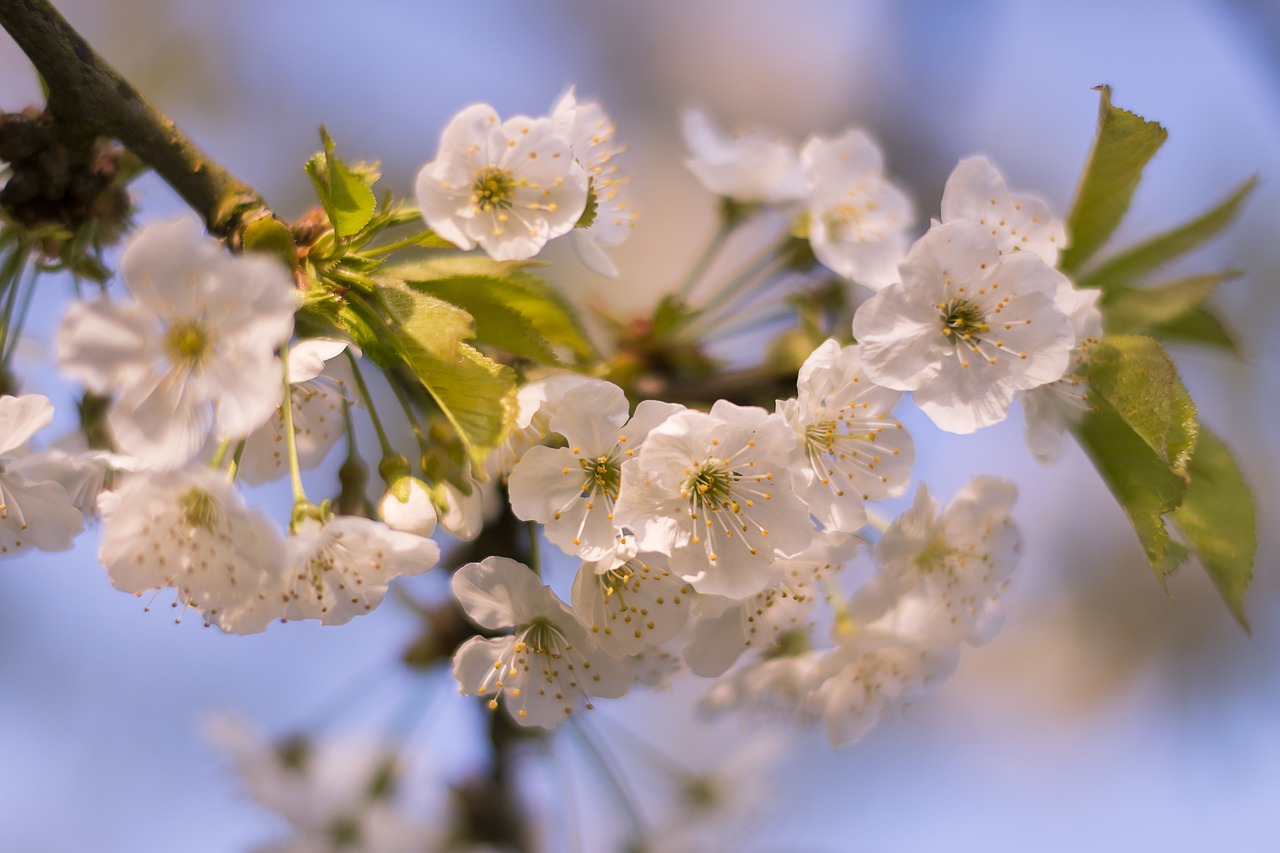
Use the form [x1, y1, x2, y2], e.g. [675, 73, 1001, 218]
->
[0, 0, 270, 240]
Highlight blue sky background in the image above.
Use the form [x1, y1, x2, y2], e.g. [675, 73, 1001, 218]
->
[2, 2, 1278, 850]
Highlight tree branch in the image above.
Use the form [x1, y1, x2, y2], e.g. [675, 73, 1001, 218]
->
[0, 0, 270, 240]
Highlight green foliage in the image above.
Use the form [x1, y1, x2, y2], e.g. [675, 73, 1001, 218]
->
[383, 256, 599, 364]
[305, 127, 378, 239]
[1101, 272, 1239, 335]
[1153, 306, 1243, 357]
[1085, 335, 1198, 476]
[242, 217, 298, 272]
[1170, 428, 1256, 631]
[377, 280, 474, 361]
[1080, 177, 1256, 292]
[1060, 86, 1167, 274]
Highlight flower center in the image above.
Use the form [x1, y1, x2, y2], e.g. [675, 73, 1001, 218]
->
[940, 298, 988, 344]
[165, 319, 212, 367]
[519, 617, 564, 655]
[578, 449, 622, 500]
[913, 530, 954, 573]
[472, 165, 517, 212]
[805, 420, 840, 454]
[178, 487, 221, 530]
[682, 461, 736, 511]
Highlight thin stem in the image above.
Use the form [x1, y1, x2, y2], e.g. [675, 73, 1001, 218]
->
[676, 257, 789, 344]
[0, 244, 28, 364]
[345, 349, 395, 457]
[675, 239, 787, 342]
[225, 438, 246, 481]
[526, 521, 542, 578]
[675, 220, 735, 302]
[209, 436, 233, 469]
[364, 230, 436, 258]
[280, 346, 307, 505]
[1, 264, 38, 367]
[567, 716, 647, 843]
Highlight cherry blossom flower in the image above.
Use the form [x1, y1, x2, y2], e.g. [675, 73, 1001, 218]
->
[98, 465, 285, 633]
[488, 373, 605, 479]
[777, 339, 913, 532]
[57, 216, 298, 469]
[238, 339, 352, 485]
[507, 379, 681, 561]
[613, 400, 812, 600]
[0, 394, 83, 556]
[850, 477, 1020, 647]
[683, 531, 858, 677]
[852, 221, 1075, 433]
[283, 516, 439, 625]
[801, 128, 915, 290]
[940, 155, 1067, 265]
[552, 87, 639, 277]
[681, 107, 805, 204]
[1021, 281, 1103, 461]
[415, 103, 588, 261]
[377, 476, 437, 538]
[451, 556, 632, 728]
[570, 552, 693, 658]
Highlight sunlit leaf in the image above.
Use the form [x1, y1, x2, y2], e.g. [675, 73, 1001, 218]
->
[1102, 272, 1239, 335]
[304, 127, 378, 239]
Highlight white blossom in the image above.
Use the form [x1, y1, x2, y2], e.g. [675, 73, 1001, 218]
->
[451, 556, 631, 728]
[570, 552, 693, 658]
[238, 339, 352, 485]
[777, 339, 913, 532]
[98, 466, 285, 633]
[681, 107, 805, 204]
[488, 373, 605, 479]
[508, 380, 680, 561]
[1021, 281, 1103, 461]
[552, 87, 638, 277]
[850, 477, 1020, 647]
[614, 400, 812, 600]
[801, 128, 915, 290]
[283, 516, 439, 625]
[699, 650, 825, 724]
[853, 221, 1075, 433]
[0, 394, 83, 556]
[377, 476, 437, 538]
[415, 103, 588, 261]
[940, 155, 1067, 265]
[57, 217, 298, 469]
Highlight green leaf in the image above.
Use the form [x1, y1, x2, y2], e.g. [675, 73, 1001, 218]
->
[1102, 272, 1239, 334]
[1085, 335, 1198, 477]
[1152, 306, 1243, 357]
[377, 281, 474, 361]
[399, 339, 517, 465]
[1080, 177, 1257, 291]
[1170, 428, 1255, 631]
[1074, 395, 1188, 587]
[304, 127, 378, 239]
[1060, 86, 1168, 275]
[400, 276, 557, 362]
[384, 256, 598, 363]
[242, 217, 298, 272]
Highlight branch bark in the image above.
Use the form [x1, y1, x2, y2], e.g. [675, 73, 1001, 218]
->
[0, 0, 270, 240]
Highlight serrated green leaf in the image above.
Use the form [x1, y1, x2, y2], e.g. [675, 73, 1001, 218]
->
[1085, 335, 1198, 476]
[1102, 272, 1239, 334]
[378, 281, 474, 361]
[1170, 428, 1255, 632]
[1060, 86, 1167, 275]
[304, 127, 378, 239]
[1074, 396, 1188, 587]
[399, 340, 517, 465]
[243, 217, 298, 272]
[1152, 306, 1243, 357]
[400, 276, 557, 362]
[383, 256, 597, 362]
[1080, 177, 1256, 291]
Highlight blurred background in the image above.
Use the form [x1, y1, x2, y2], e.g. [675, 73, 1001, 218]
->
[2, 1, 1278, 850]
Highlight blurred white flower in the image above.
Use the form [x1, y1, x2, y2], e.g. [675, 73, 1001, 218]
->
[57, 216, 298, 469]
[0, 394, 83, 556]
[415, 103, 588, 261]
[853, 221, 1075, 433]
[801, 128, 915, 290]
[681, 107, 805, 204]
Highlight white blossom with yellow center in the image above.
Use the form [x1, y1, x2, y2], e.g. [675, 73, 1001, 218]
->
[415, 103, 588, 261]
[940, 155, 1068, 266]
[613, 401, 812, 601]
[777, 339, 914, 533]
[451, 557, 632, 729]
[57, 216, 298, 470]
[853, 221, 1075, 434]
[570, 552, 693, 658]
[802, 128, 915, 291]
